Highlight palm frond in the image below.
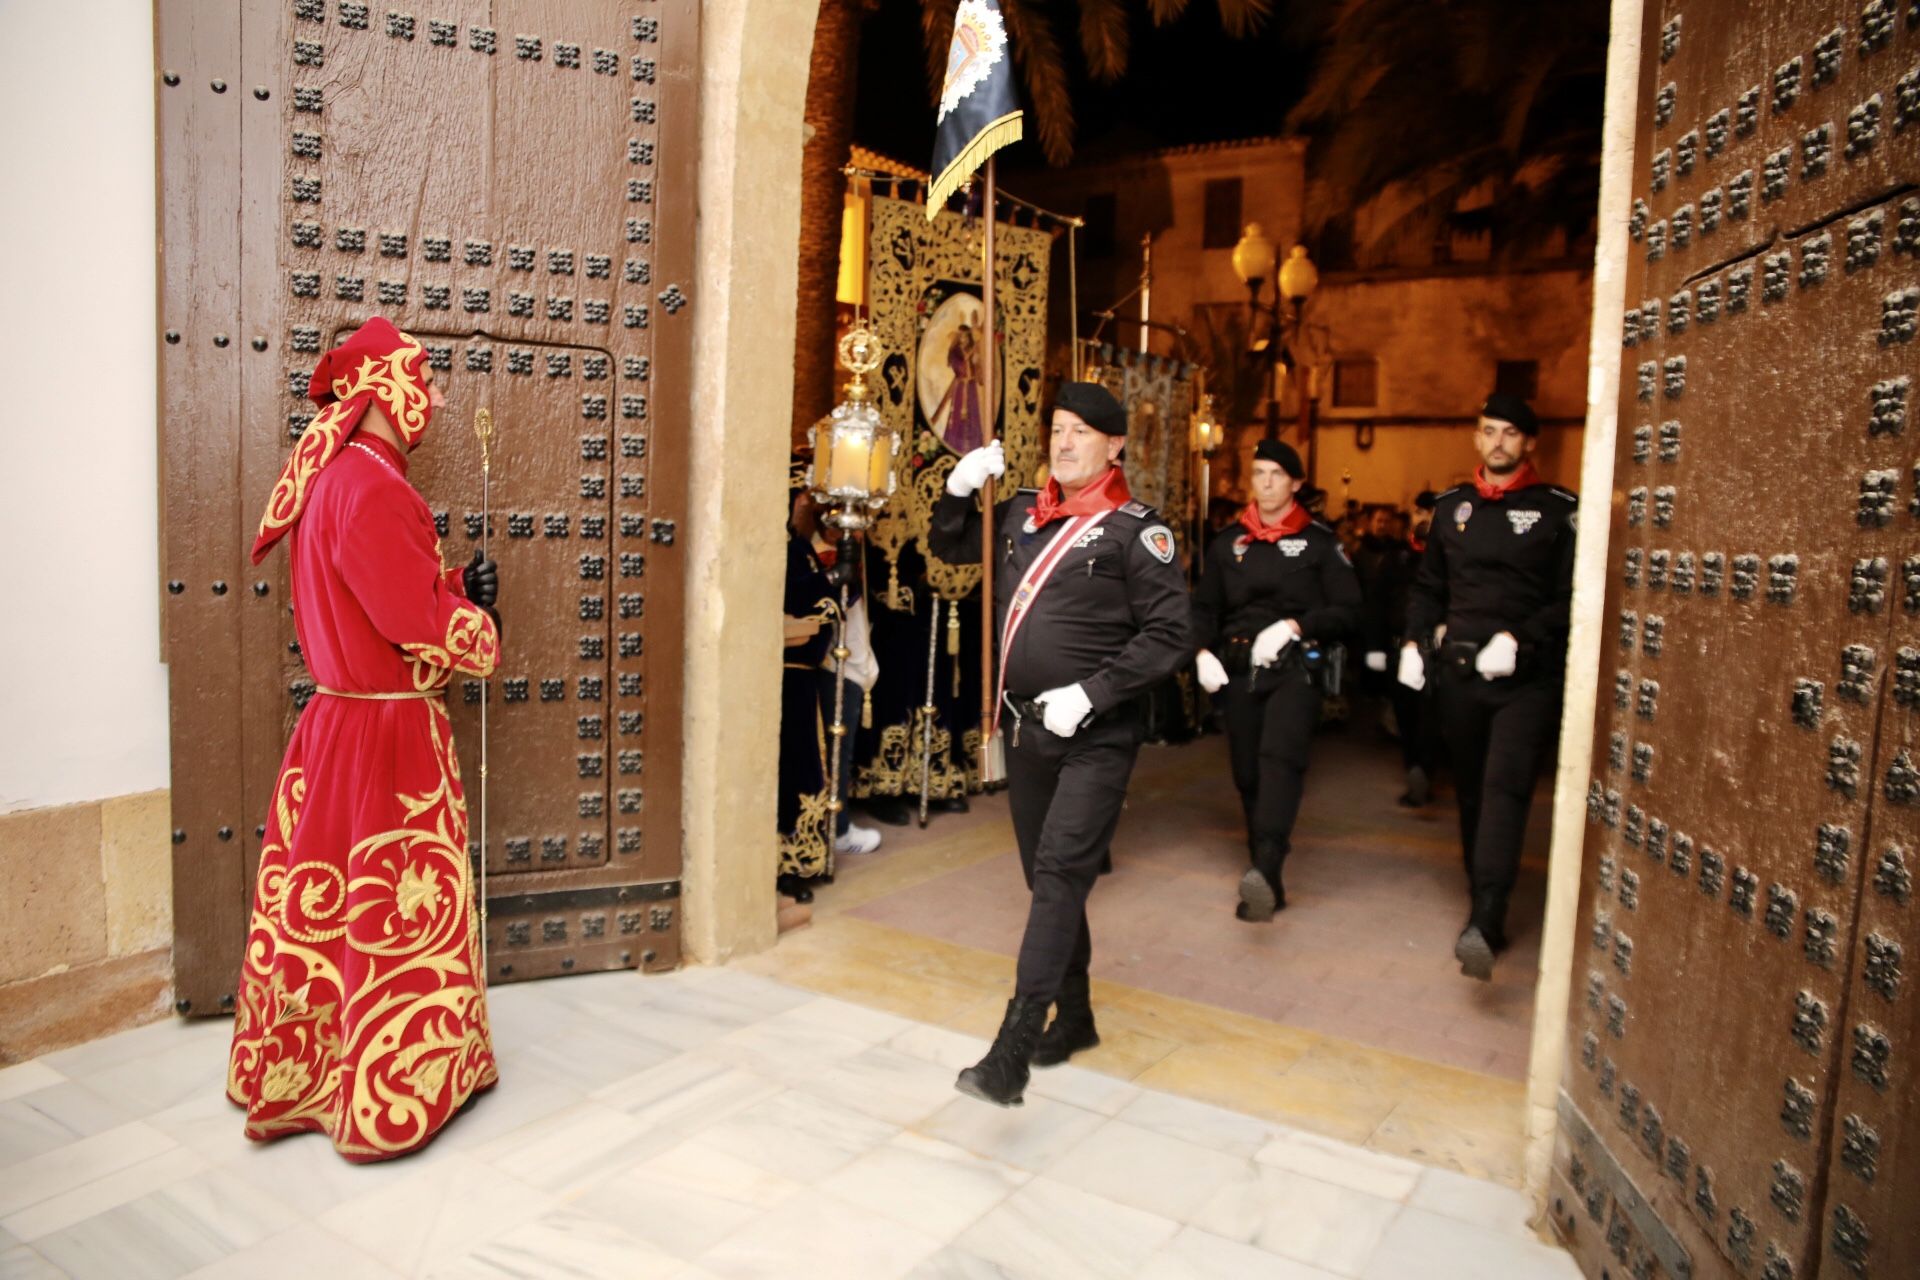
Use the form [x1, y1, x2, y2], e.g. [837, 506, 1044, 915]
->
[918, 0, 960, 106]
[998, 0, 1075, 164]
[1145, 0, 1191, 26]
[1210, 0, 1272, 40]
[1077, 0, 1131, 83]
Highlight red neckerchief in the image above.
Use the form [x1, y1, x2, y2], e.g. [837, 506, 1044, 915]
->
[1237, 501, 1311, 542]
[1029, 465, 1132, 527]
[1473, 461, 1541, 501]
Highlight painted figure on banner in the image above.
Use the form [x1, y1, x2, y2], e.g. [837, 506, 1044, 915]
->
[918, 289, 1001, 455]
[942, 324, 986, 453]
[229, 316, 503, 1162]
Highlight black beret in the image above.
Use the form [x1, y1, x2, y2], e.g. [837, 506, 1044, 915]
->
[1480, 392, 1539, 436]
[1053, 381, 1129, 436]
[1414, 489, 1438, 511]
[1253, 438, 1305, 480]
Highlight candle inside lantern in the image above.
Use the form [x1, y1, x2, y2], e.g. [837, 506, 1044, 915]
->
[827, 423, 873, 495]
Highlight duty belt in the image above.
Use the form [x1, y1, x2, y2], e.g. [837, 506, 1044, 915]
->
[1000, 691, 1097, 746]
[1438, 639, 1537, 677]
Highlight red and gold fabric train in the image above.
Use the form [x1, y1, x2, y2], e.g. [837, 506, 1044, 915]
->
[229, 316, 501, 1161]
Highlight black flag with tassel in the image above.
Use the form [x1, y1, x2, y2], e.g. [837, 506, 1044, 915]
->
[926, 0, 1024, 218]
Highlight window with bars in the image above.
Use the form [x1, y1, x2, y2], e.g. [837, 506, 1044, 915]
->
[1202, 178, 1243, 251]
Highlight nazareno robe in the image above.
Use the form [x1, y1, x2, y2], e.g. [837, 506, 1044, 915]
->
[227, 431, 501, 1162]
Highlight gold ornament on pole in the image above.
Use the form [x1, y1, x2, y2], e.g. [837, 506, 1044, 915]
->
[806, 326, 898, 531]
[471, 405, 494, 977]
[805, 327, 900, 872]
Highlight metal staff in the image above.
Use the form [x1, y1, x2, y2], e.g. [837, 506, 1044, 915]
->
[826, 578, 852, 878]
[978, 156, 1004, 785]
[918, 595, 941, 827]
[473, 406, 494, 976]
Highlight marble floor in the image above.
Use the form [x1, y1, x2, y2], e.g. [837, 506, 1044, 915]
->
[740, 719, 1548, 1187]
[0, 967, 1579, 1279]
[844, 726, 1551, 1079]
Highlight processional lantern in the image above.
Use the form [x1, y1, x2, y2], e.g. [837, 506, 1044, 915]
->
[806, 325, 898, 530]
[803, 325, 898, 859]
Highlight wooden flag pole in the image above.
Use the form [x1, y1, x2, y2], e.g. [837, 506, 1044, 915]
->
[978, 157, 1002, 784]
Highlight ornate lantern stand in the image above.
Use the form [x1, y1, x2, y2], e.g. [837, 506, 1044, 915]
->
[1191, 387, 1222, 586]
[805, 326, 899, 868]
[1231, 225, 1322, 473]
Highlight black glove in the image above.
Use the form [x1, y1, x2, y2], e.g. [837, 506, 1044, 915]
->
[824, 557, 856, 590]
[463, 550, 499, 608]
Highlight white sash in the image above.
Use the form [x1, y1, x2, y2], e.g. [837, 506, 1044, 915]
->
[993, 509, 1117, 729]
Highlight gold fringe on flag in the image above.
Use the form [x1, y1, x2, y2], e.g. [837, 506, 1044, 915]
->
[925, 112, 1024, 219]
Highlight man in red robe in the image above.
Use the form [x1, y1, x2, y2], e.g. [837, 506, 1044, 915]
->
[228, 317, 503, 1161]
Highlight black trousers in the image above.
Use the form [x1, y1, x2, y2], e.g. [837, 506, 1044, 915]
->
[1434, 665, 1561, 896]
[1005, 712, 1141, 1003]
[1392, 681, 1439, 774]
[1221, 665, 1322, 860]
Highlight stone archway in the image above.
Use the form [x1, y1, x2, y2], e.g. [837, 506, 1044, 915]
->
[680, 0, 825, 962]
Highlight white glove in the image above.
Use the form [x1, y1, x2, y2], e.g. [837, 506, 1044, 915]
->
[1251, 619, 1300, 669]
[945, 440, 1006, 497]
[1475, 632, 1519, 680]
[1365, 651, 1388, 673]
[1037, 683, 1092, 738]
[1195, 650, 1229, 693]
[1397, 644, 1425, 691]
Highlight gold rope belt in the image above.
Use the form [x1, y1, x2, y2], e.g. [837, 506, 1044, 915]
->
[314, 686, 446, 700]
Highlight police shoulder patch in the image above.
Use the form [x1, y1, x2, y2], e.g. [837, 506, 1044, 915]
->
[1140, 525, 1176, 563]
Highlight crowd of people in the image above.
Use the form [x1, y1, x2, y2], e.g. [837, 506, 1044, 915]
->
[223, 317, 1576, 1159]
[778, 382, 1576, 1107]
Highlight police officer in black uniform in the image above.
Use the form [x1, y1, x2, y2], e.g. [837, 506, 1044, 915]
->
[930, 381, 1191, 1106]
[1193, 440, 1360, 921]
[1400, 393, 1576, 980]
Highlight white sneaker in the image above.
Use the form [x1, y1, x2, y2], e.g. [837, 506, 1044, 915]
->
[835, 823, 882, 855]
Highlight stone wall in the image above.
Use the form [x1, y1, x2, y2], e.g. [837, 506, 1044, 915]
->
[0, 793, 174, 1062]
[0, 1, 175, 1059]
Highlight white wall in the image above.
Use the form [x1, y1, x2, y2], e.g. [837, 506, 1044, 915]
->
[0, 0, 169, 813]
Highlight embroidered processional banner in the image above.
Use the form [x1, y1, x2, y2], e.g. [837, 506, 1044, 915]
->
[851, 195, 1051, 803]
[1086, 345, 1199, 541]
[863, 194, 1051, 603]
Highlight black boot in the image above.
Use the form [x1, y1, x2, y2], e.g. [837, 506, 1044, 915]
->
[1236, 837, 1287, 922]
[1454, 889, 1509, 982]
[775, 874, 813, 904]
[1398, 765, 1431, 808]
[955, 997, 1050, 1106]
[1032, 975, 1100, 1068]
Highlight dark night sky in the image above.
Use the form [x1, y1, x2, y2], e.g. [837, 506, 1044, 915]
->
[853, 1, 1317, 174]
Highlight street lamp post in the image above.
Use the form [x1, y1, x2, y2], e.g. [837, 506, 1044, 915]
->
[1230, 224, 1319, 464]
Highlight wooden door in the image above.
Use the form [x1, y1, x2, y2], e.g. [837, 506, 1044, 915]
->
[1552, 3, 1918, 1278]
[159, 0, 697, 1013]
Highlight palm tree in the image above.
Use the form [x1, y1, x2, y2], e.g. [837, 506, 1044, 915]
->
[793, 0, 1275, 437]
[919, 0, 1274, 165]
[792, 0, 879, 445]
[1284, 0, 1608, 261]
